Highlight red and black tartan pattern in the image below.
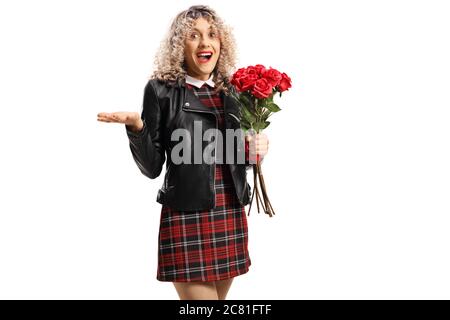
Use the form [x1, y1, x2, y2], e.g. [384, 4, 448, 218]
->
[156, 82, 251, 282]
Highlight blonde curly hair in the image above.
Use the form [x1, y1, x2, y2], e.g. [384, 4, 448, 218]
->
[150, 5, 237, 95]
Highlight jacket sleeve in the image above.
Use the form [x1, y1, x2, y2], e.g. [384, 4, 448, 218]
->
[125, 80, 165, 179]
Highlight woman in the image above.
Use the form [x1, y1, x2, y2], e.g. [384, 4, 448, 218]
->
[97, 5, 269, 300]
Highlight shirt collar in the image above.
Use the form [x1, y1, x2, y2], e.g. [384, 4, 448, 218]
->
[185, 74, 215, 89]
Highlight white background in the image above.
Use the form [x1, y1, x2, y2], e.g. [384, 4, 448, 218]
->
[1, 0, 449, 299]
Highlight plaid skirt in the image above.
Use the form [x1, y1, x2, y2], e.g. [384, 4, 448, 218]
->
[156, 82, 251, 282]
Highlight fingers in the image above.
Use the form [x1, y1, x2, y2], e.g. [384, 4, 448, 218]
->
[97, 112, 110, 117]
[249, 145, 268, 157]
[247, 133, 269, 157]
[98, 118, 114, 123]
[245, 132, 267, 142]
[97, 112, 123, 123]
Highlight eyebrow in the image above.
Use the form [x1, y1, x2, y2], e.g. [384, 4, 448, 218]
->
[191, 26, 216, 32]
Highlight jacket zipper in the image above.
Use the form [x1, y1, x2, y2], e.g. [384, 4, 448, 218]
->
[182, 103, 218, 208]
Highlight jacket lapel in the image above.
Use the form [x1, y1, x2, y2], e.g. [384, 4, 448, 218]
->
[179, 80, 242, 130]
[181, 83, 219, 117]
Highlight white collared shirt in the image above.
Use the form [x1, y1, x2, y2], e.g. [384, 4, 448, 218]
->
[185, 74, 215, 89]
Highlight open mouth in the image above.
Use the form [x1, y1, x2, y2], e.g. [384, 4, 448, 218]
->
[196, 51, 213, 63]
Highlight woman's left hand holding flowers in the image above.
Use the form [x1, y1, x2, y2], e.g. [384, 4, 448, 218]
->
[245, 133, 269, 162]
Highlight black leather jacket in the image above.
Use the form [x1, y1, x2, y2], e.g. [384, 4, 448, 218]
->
[125, 78, 252, 211]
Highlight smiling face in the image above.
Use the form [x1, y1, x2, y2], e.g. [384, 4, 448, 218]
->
[184, 17, 221, 81]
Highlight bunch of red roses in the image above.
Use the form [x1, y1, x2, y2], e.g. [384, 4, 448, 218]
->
[231, 64, 292, 99]
[229, 64, 292, 218]
[229, 64, 292, 133]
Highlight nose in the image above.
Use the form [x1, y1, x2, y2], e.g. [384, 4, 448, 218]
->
[199, 35, 212, 49]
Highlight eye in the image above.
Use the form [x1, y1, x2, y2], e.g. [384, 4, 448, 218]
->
[189, 32, 199, 40]
[209, 31, 217, 38]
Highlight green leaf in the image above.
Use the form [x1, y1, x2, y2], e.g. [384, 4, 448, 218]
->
[265, 102, 281, 113]
[253, 121, 270, 133]
[252, 122, 262, 133]
[241, 122, 252, 131]
[239, 94, 251, 108]
[240, 115, 251, 126]
[240, 105, 256, 123]
[257, 99, 266, 111]
[262, 109, 272, 120]
[241, 118, 251, 130]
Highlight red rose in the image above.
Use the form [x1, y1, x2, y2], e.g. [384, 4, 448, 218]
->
[246, 66, 260, 77]
[240, 73, 259, 91]
[277, 72, 292, 92]
[232, 67, 247, 80]
[251, 78, 273, 99]
[263, 68, 282, 87]
[253, 64, 267, 76]
[231, 67, 260, 92]
[230, 68, 248, 92]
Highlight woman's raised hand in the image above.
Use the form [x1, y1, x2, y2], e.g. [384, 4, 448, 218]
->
[97, 111, 143, 133]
